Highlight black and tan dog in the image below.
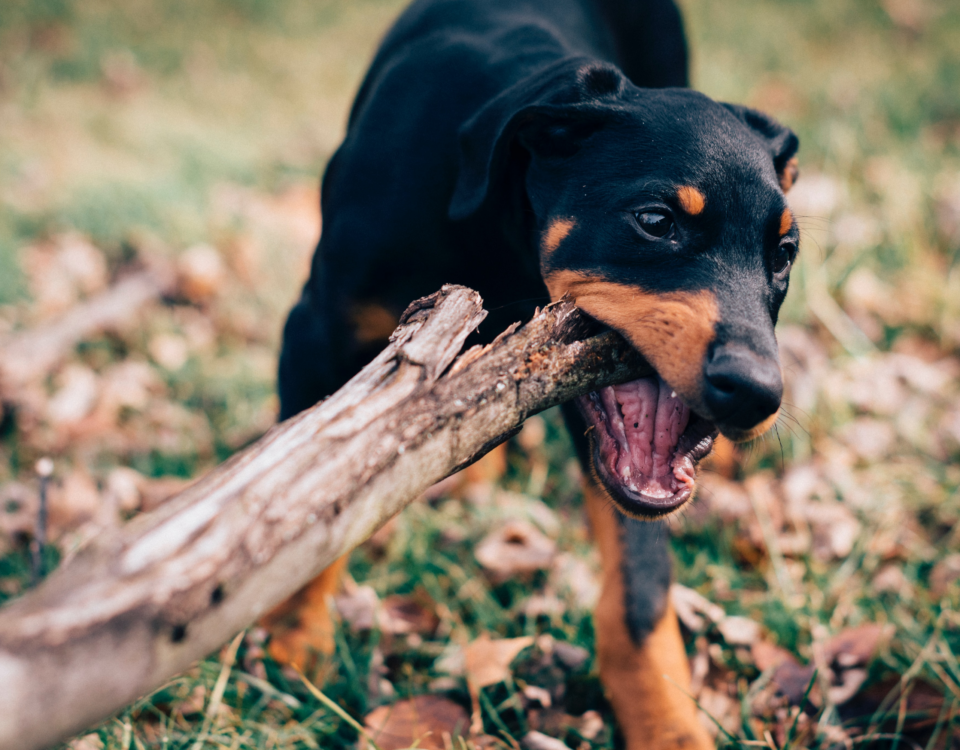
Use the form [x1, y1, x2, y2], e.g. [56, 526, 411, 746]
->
[267, 0, 799, 746]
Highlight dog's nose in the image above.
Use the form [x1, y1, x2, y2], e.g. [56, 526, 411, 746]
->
[703, 344, 782, 431]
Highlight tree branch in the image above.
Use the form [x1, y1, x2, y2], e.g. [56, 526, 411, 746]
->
[0, 285, 651, 750]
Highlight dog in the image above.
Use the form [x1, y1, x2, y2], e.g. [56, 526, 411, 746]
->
[266, 1, 799, 747]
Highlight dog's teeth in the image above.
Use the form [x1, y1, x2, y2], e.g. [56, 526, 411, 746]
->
[621, 466, 631, 480]
[670, 390, 677, 398]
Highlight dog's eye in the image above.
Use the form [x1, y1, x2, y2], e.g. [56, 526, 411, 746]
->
[635, 211, 673, 239]
[773, 240, 798, 275]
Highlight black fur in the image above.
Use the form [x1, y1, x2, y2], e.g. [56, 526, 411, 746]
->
[621, 517, 672, 643]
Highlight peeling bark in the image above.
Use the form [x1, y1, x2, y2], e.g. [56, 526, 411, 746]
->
[0, 285, 651, 750]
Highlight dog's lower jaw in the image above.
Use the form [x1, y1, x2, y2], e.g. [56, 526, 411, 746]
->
[578, 376, 717, 519]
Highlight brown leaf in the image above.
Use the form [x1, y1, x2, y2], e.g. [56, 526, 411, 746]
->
[822, 624, 890, 705]
[671, 583, 725, 633]
[824, 624, 888, 668]
[929, 553, 960, 596]
[751, 640, 796, 673]
[475, 520, 555, 582]
[48, 470, 101, 538]
[464, 634, 534, 691]
[46, 364, 100, 427]
[334, 583, 379, 632]
[66, 734, 104, 750]
[363, 695, 469, 750]
[717, 616, 762, 647]
[520, 731, 568, 750]
[548, 553, 599, 611]
[771, 661, 817, 706]
[464, 633, 534, 734]
[177, 243, 226, 303]
[379, 593, 439, 637]
[696, 686, 741, 739]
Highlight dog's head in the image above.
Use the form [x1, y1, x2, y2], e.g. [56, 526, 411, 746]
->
[450, 60, 799, 518]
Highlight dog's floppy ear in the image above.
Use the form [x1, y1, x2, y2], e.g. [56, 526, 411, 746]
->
[723, 104, 800, 192]
[449, 59, 628, 221]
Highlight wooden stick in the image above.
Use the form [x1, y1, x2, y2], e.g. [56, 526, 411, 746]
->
[0, 285, 651, 750]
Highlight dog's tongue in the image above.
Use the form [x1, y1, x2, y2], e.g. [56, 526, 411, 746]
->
[597, 376, 691, 499]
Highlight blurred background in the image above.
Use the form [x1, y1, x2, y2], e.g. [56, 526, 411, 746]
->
[1, 0, 959, 747]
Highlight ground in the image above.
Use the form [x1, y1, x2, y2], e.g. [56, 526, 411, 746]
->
[1, 0, 960, 748]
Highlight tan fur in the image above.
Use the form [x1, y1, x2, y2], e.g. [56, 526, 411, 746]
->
[351, 302, 399, 344]
[725, 407, 780, 443]
[585, 483, 713, 750]
[545, 270, 718, 404]
[779, 157, 799, 192]
[261, 555, 349, 679]
[779, 208, 793, 237]
[541, 218, 576, 259]
[676, 186, 705, 216]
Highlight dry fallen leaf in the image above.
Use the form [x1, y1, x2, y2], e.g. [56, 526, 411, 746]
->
[671, 583, 726, 633]
[177, 243, 226, 303]
[47, 364, 100, 427]
[548, 552, 599, 611]
[379, 593, 440, 637]
[148, 333, 190, 371]
[475, 520, 555, 582]
[464, 634, 534, 690]
[821, 623, 890, 705]
[66, 734, 104, 750]
[463, 633, 534, 733]
[363, 694, 469, 750]
[334, 583, 380, 632]
[22, 234, 109, 319]
[717, 616, 762, 647]
[751, 640, 796, 673]
[48, 470, 102, 538]
[696, 686, 741, 739]
[929, 553, 960, 596]
[520, 731, 568, 750]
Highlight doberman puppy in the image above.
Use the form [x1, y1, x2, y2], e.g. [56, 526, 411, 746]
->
[268, 0, 800, 747]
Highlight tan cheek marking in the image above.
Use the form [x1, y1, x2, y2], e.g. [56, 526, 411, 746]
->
[676, 186, 706, 215]
[584, 483, 714, 750]
[541, 218, 575, 259]
[780, 208, 793, 236]
[546, 270, 719, 404]
[726, 407, 780, 443]
[351, 302, 399, 344]
[779, 157, 799, 192]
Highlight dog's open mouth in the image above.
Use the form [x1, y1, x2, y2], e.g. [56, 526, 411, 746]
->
[578, 375, 717, 518]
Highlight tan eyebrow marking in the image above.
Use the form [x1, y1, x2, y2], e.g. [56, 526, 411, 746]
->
[780, 208, 793, 236]
[541, 218, 576, 258]
[676, 186, 705, 216]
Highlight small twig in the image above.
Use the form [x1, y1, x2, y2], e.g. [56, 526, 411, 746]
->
[29, 458, 53, 587]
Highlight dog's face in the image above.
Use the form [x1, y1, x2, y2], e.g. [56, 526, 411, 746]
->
[450, 62, 799, 518]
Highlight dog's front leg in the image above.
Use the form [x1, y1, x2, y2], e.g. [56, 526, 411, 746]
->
[585, 483, 713, 750]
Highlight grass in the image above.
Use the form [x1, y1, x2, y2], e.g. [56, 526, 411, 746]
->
[1, 0, 959, 748]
